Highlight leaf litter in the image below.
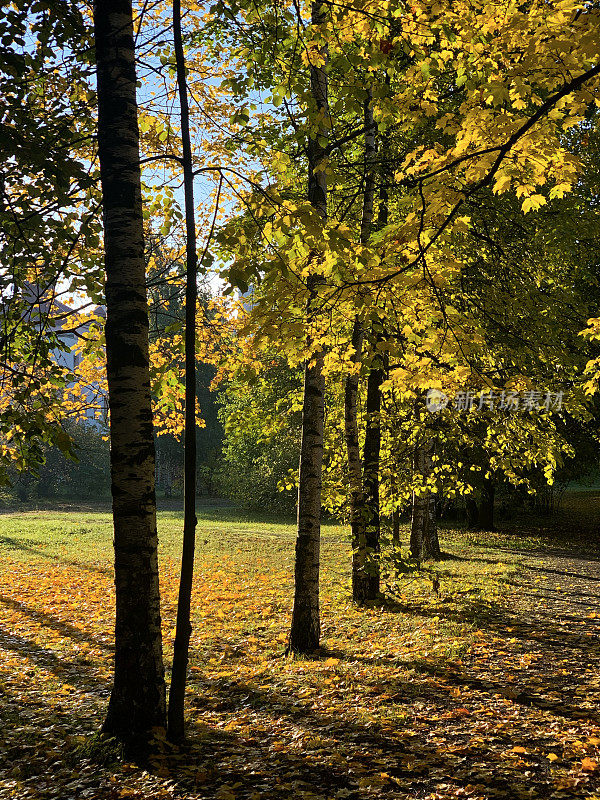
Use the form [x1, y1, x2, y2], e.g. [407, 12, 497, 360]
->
[0, 510, 598, 800]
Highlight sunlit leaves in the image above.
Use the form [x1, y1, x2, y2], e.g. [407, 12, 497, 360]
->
[0, 4, 102, 479]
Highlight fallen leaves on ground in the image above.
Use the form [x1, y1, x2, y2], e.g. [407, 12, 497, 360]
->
[0, 514, 599, 800]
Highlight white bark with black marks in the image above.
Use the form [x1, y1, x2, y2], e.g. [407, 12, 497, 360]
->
[288, 0, 328, 654]
[94, 0, 166, 753]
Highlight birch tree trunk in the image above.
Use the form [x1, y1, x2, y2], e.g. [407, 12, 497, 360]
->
[427, 490, 441, 559]
[167, 0, 198, 743]
[94, 0, 166, 752]
[288, 0, 328, 654]
[346, 316, 365, 597]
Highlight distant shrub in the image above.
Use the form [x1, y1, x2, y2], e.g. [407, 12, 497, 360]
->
[15, 420, 111, 502]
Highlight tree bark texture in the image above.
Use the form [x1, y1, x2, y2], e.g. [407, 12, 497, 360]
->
[356, 361, 383, 602]
[167, 0, 198, 744]
[289, 345, 325, 653]
[288, 0, 328, 654]
[410, 443, 440, 561]
[356, 133, 390, 592]
[345, 317, 365, 599]
[94, 0, 166, 751]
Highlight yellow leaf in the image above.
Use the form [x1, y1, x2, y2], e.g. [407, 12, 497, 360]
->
[582, 758, 598, 772]
[522, 194, 547, 214]
[493, 174, 511, 194]
[547, 753, 559, 762]
[549, 182, 571, 199]
[516, 184, 535, 198]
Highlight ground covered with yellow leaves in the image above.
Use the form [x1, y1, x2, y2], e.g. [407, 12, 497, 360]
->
[0, 498, 598, 800]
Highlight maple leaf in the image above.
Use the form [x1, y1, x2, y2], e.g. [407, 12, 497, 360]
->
[521, 194, 547, 214]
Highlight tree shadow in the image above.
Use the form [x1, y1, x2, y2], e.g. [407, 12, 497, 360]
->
[0, 626, 109, 698]
[516, 560, 600, 582]
[381, 590, 600, 656]
[152, 665, 593, 800]
[0, 534, 111, 576]
[0, 594, 113, 652]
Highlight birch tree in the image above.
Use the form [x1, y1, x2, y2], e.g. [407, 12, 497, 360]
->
[94, 0, 166, 752]
[288, 0, 329, 654]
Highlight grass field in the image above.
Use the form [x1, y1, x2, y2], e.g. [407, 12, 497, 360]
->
[0, 501, 598, 799]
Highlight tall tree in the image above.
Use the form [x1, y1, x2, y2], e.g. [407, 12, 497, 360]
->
[288, 0, 328, 654]
[361, 351, 384, 594]
[346, 93, 377, 605]
[94, 0, 166, 753]
[167, 0, 199, 743]
[357, 152, 390, 600]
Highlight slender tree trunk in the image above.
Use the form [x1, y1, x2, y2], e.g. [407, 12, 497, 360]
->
[466, 494, 479, 529]
[360, 360, 383, 601]
[346, 91, 376, 604]
[288, 0, 328, 654]
[345, 317, 366, 598]
[354, 132, 389, 600]
[426, 492, 441, 559]
[392, 508, 401, 546]
[410, 443, 440, 560]
[94, 0, 166, 753]
[289, 341, 325, 653]
[410, 448, 427, 561]
[167, 0, 198, 744]
[478, 477, 496, 531]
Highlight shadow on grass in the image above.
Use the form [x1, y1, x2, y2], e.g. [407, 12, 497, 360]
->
[154, 665, 588, 800]
[0, 600, 598, 799]
[381, 590, 600, 656]
[0, 535, 111, 576]
[0, 504, 599, 798]
[0, 627, 109, 697]
[0, 595, 113, 653]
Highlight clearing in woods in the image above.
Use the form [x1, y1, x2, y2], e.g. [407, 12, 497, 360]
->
[0, 494, 598, 800]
